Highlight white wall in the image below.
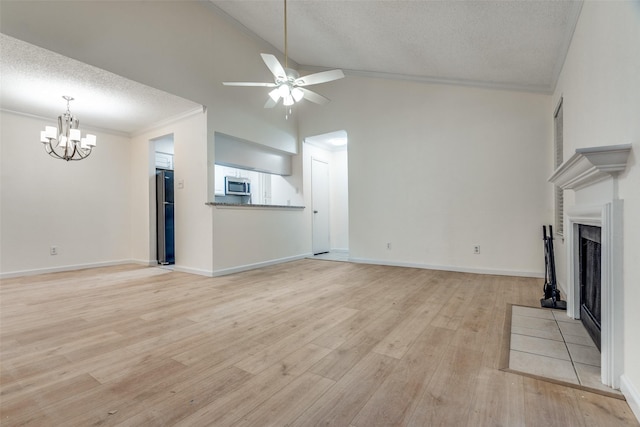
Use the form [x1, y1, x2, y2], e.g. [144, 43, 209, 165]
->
[211, 206, 307, 275]
[212, 140, 307, 275]
[330, 148, 349, 251]
[551, 1, 640, 418]
[299, 78, 552, 276]
[129, 125, 155, 266]
[1, 1, 304, 276]
[130, 111, 212, 275]
[270, 174, 302, 206]
[0, 111, 132, 277]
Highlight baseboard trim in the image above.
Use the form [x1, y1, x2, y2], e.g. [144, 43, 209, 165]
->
[348, 258, 544, 278]
[329, 248, 349, 254]
[0, 259, 140, 279]
[621, 375, 640, 423]
[0, 255, 543, 280]
[212, 253, 312, 277]
[131, 259, 157, 267]
[0, 257, 307, 280]
[173, 265, 215, 277]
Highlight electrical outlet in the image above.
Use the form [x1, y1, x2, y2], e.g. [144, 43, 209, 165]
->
[50, 246, 58, 256]
[387, 242, 392, 250]
[473, 245, 481, 254]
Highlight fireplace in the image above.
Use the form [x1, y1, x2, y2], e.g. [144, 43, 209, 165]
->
[578, 224, 601, 350]
[549, 144, 631, 389]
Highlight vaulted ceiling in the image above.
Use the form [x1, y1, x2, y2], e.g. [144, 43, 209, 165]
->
[210, 0, 583, 93]
[0, 1, 583, 134]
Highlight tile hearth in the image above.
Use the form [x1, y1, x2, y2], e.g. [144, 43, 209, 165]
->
[508, 305, 621, 396]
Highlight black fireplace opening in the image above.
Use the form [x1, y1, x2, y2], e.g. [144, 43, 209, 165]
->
[579, 224, 602, 350]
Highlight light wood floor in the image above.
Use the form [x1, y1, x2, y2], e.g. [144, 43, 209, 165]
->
[1, 260, 637, 426]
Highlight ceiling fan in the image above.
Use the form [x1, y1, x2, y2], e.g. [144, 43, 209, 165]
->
[222, 0, 344, 111]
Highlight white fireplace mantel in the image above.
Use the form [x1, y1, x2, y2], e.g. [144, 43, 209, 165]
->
[549, 144, 631, 190]
[548, 144, 632, 390]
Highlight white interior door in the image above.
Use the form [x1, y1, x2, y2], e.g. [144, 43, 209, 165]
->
[312, 158, 330, 254]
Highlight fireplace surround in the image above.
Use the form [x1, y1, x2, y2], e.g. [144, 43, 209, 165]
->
[549, 144, 631, 389]
[578, 224, 601, 350]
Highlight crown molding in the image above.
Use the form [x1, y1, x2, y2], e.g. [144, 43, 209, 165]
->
[298, 65, 553, 94]
[130, 106, 205, 138]
[0, 108, 130, 137]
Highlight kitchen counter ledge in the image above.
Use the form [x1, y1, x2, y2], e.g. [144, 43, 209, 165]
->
[207, 202, 305, 210]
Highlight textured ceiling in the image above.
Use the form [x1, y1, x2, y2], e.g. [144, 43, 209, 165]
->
[210, 0, 583, 93]
[0, 34, 201, 134]
[0, 1, 582, 135]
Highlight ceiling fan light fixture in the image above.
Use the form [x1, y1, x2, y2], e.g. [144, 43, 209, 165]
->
[291, 87, 304, 102]
[278, 84, 291, 98]
[283, 95, 295, 106]
[268, 88, 281, 102]
[221, 0, 344, 116]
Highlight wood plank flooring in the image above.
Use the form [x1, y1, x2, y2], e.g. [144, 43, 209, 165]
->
[1, 260, 637, 426]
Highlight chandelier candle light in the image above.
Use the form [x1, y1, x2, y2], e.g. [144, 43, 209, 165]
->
[40, 96, 96, 161]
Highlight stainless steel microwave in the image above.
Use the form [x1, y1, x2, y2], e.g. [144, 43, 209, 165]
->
[225, 176, 251, 196]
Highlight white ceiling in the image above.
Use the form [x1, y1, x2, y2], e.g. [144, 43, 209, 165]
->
[0, 1, 582, 136]
[210, 0, 583, 93]
[0, 33, 201, 135]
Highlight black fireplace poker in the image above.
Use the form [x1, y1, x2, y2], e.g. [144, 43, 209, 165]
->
[541, 225, 567, 310]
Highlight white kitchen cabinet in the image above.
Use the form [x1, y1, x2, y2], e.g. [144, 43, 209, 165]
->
[213, 165, 227, 196]
[214, 164, 273, 203]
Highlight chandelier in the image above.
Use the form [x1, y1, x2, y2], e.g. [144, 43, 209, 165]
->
[40, 96, 96, 161]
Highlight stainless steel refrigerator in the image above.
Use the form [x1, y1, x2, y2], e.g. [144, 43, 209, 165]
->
[156, 169, 175, 265]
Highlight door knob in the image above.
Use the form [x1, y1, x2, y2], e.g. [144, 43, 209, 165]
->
[314, 210, 318, 213]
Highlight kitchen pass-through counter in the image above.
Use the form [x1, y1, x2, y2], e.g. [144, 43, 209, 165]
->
[207, 202, 305, 210]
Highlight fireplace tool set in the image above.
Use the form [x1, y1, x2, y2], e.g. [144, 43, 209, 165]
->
[541, 225, 567, 310]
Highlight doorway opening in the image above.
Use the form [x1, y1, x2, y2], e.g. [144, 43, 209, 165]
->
[305, 130, 349, 260]
[154, 134, 175, 266]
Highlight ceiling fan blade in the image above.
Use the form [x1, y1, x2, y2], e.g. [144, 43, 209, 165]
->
[223, 82, 277, 87]
[299, 88, 330, 105]
[264, 97, 278, 109]
[295, 69, 345, 87]
[260, 53, 286, 80]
